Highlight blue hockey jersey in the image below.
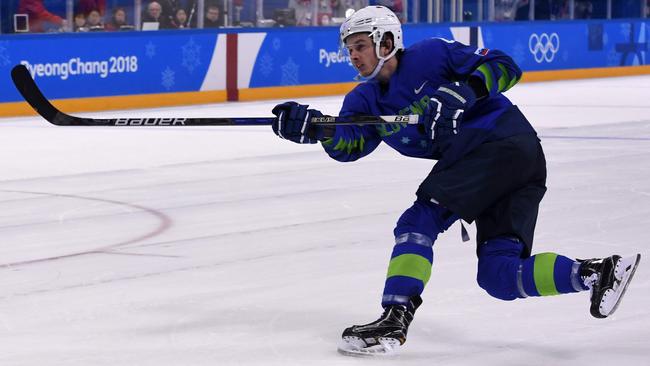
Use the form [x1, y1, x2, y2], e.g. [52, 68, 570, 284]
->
[321, 38, 536, 171]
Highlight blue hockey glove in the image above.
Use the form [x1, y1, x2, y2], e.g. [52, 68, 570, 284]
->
[271, 101, 325, 144]
[423, 82, 477, 141]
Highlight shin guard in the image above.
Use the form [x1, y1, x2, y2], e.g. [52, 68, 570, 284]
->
[477, 238, 584, 300]
[382, 200, 457, 307]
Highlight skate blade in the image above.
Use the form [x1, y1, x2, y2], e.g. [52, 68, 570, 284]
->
[599, 254, 641, 317]
[337, 336, 401, 357]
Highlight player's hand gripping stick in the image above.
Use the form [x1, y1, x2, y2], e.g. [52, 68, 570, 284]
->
[423, 82, 477, 141]
[272, 101, 327, 144]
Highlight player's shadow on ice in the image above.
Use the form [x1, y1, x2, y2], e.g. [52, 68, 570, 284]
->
[397, 320, 577, 363]
[137, 305, 582, 363]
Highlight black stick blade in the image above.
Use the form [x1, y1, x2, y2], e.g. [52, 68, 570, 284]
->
[12, 64, 67, 124]
[10, 64, 272, 126]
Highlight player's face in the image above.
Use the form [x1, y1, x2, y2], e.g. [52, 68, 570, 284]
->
[345, 33, 378, 77]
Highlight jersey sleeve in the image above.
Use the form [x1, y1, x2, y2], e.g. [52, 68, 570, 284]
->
[435, 39, 522, 97]
[320, 89, 382, 162]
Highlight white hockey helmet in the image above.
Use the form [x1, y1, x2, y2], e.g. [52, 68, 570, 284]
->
[339, 6, 404, 79]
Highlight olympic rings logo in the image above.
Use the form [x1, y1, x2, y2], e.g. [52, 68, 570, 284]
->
[528, 33, 560, 63]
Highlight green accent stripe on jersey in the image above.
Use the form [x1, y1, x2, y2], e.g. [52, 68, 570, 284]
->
[497, 63, 520, 93]
[507, 73, 520, 91]
[357, 135, 365, 153]
[333, 137, 348, 150]
[328, 136, 366, 155]
[476, 64, 495, 93]
[497, 63, 510, 93]
[533, 253, 560, 296]
[387, 254, 432, 285]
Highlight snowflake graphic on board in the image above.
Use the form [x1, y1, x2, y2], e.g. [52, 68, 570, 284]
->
[0, 41, 11, 67]
[305, 38, 314, 52]
[145, 42, 157, 58]
[259, 52, 274, 77]
[401, 137, 411, 144]
[161, 67, 175, 90]
[281, 58, 299, 85]
[272, 38, 281, 51]
[181, 37, 201, 73]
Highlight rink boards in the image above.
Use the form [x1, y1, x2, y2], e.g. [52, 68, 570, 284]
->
[0, 19, 648, 116]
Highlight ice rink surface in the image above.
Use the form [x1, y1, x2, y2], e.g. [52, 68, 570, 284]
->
[0, 75, 649, 366]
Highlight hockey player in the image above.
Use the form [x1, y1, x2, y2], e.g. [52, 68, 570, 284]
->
[270, 5, 641, 356]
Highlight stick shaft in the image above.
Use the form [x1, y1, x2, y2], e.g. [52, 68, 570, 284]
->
[11, 65, 419, 126]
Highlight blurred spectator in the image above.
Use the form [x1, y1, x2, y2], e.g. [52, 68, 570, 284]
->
[86, 9, 105, 31]
[73, 12, 88, 32]
[150, 0, 198, 27]
[332, 0, 369, 18]
[331, 0, 344, 17]
[550, 0, 569, 19]
[204, 4, 223, 27]
[78, 0, 106, 17]
[515, 0, 556, 20]
[575, 0, 593, 18]
[158, 0, 182, 21]
[17, 0, 66, 32]
[287, 0, 337, 26]
[142, 1, 171, 29]
[287, 0, 314, 26]
[105, 7, 132, 31]
[495, 0, 522, 21]
[318, 0, 335, 25]
[320, 13, 332, 25]
[172, 8, 189, 28]
[515, 1, 528, 20]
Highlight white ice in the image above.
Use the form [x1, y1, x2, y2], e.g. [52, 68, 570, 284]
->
[0, 76, 649, 366]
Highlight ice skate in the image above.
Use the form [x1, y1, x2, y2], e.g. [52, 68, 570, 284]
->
[580, 254, 641, 318]
[337, 296, 422, 356]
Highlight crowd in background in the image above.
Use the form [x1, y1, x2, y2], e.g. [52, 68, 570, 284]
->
[10, 0, 226, 32]
[3, 0, 649, 34]
[494, 0, 594, 21]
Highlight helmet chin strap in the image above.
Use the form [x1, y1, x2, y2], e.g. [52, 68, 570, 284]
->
[353, 33, 398, 81]
[354, 58, 385, 81]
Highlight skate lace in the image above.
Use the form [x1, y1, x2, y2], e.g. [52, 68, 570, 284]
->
[380, 306, 410, 327]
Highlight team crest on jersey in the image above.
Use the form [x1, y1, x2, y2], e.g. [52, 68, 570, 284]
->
[475, 48, 490, 56]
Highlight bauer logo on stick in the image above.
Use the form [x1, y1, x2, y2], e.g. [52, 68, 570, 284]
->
[114, 118, 187, 126]
[311, 116, 337, 123]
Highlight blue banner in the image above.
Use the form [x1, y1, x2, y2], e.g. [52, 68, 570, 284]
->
[0, 30, 219, 103]
[248, 27, 356, 88]
[0, 19, 648, 104]
[478, 20, 649, 71]
[245, 19, 649, 87]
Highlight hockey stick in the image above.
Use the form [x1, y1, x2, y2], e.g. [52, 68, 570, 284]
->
[11, 64, 418, 127]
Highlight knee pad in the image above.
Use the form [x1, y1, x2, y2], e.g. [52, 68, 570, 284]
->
[476, 238, 524, 301]
[394, 199, 458, 240]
